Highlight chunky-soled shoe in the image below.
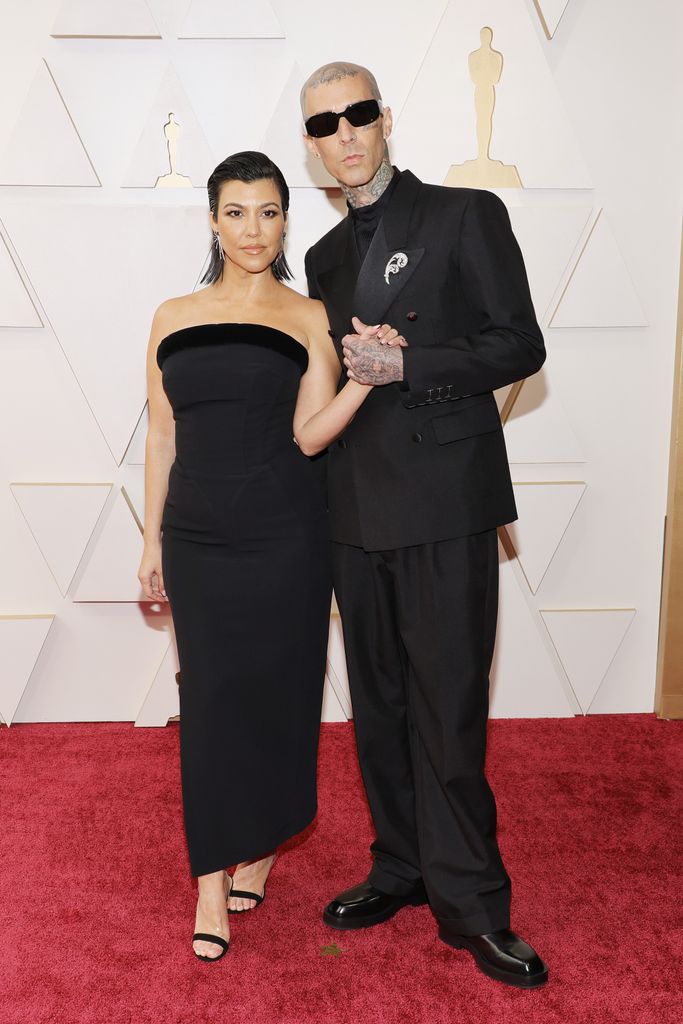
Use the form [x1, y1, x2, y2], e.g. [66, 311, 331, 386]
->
[323, 880, 428, 930]
[438, 925, 548, 988]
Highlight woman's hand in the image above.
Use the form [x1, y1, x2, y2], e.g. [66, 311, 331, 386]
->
[138, 541, 168, 602]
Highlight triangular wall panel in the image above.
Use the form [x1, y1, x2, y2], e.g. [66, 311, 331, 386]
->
[0, 230, 42, 327]
[393, 0, 592, 188]
[122, 65, 215, 188]
[0, 203, 211, 464]
[325, 616, 352, 720]
[71, 490, 146, 602]
[0, 61, 100, 186]
[10, 483, 112, 596]
[178, 0, 285, 38]
[489, 543, 577, 717]
[0, 616, 55, 725]
[507, 204, 593, 323]
[550, 210, 648, 327]
[51, 0, 161, 37]
[540, 609, 636, 713]
[505, 482, 586, 593]
[135, 640, 179, 726]
[503, 373, 585, 463]
[533, 0, 571, 38]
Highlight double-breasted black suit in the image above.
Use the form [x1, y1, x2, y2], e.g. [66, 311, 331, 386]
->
[305, 169, 545, 935]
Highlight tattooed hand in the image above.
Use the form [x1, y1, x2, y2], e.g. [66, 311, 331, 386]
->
[343, 316, 406, 385]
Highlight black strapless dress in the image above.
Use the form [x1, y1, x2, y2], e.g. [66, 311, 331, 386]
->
[156, 323, 332, 877]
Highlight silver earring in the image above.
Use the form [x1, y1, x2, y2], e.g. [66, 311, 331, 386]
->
[213, 232, 224, 261]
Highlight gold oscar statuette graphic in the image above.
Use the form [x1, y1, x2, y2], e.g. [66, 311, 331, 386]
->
[155, 112, 192, 188]
[444, 26, 522, 189]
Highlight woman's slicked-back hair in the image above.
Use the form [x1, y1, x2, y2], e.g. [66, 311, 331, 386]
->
[201, 150, 293, 286]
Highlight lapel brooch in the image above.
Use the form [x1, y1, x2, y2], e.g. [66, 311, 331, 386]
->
[384, 251, 408, 285]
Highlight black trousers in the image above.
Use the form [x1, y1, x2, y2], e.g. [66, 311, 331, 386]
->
[332, 530, 511, 936]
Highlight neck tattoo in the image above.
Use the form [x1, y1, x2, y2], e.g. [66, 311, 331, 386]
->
[342, 155, 394, 209]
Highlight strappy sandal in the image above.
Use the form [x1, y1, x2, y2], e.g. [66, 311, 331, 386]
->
[228, 854, 276, 913]
[228, 884, 267, 913]
[192, 932, 229, 961]
[193, 874, 231, 961]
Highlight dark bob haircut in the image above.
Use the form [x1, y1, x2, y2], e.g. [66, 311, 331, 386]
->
[201, 150, 293, 286]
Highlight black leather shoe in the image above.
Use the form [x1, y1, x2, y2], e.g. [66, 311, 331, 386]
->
[439, 925, 548, 988]
[323, 880, 428, 930]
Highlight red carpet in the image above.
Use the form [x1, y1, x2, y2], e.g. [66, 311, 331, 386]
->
[1, 716, 681, 1024]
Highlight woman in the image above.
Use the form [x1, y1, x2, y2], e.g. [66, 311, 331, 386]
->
[137, 151, 383, 962]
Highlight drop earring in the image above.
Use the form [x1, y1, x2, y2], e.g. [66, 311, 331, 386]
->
[213, 232, 224, 261]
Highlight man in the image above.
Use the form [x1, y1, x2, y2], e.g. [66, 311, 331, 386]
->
[302, 62, 548, 989]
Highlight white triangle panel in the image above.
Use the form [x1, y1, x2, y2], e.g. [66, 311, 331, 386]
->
[72, 490, 146, 602]
[122, 64, 215, 188]
[12, 603, 171, 722]
[322, 677, 348, 723]
[262, 63, 332, 188]
[0, 232, 42, 327]
[393, 0, 592, 188]
[0, 61, 100, 186]
[533, 0, 570, 38]
[0, 616, 55, 725]
[507, 205, 593, 323]
[490, 545, 576, 717]
[504, 373, 584, 463]
[506, 482, 586, 593]
[550, 211, 648, 327]
[51, 0, 161, 37]
[121, 467, 146, 528]
[324, 615, 352, 721]
[0, 203, 211, 463]
[540, 609, 636, 713]
[135, 640, 179, 726]
[286, 186, 349, 296]
[178, 0, 284, 38]
[123, 406, 149, 465]
[11, 483, 112, 596]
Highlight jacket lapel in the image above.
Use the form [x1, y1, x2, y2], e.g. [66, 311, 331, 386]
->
[316, 170, 426, 342]
[352, 222, 424, 326]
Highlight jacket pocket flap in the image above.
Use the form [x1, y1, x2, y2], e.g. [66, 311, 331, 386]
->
[431, 398, 501, 444]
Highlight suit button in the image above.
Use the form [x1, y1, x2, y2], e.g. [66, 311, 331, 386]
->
[412, 432, 423, 443]
[406, 311, 418, 321]
[338, 439, 347, 449]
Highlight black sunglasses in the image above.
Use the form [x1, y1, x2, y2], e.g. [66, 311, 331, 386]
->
[304, 99, 382, 139]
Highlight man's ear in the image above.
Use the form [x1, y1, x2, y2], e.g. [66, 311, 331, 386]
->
[303, 133, 321, 159]
[382, 106, 393, 142]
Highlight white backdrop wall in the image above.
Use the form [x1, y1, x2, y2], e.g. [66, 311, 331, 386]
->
[0, 0, 681, 725]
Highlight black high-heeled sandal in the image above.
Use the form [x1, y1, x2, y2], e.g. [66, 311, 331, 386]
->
[228, 854, 276, 913]
[192, 932, 229, 961]
[193, 874, 231, 961]
[228, 884, 266, 913]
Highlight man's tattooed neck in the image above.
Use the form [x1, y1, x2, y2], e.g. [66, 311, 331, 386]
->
[343, 156, 394, 209]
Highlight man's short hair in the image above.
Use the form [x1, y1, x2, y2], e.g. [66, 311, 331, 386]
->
[300, 62, 382, 115]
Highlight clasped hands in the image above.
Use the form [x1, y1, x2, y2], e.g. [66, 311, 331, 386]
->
[343, 316, 408, 386]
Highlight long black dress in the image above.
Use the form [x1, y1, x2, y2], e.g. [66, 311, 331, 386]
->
[157, 322, 332, 877]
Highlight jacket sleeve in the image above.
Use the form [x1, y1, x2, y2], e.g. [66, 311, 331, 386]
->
[399, 189, 546, 408]
[304, 248, 321, 300]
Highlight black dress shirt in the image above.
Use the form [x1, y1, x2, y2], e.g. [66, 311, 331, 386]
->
[348, 167, 402, 264]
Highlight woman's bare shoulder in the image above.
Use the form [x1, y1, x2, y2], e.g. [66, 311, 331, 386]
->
[152, 293, 203, 334]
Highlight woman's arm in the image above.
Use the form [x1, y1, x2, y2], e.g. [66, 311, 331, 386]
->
[137, 302, 176, 601]
[293, 302, 374, 456]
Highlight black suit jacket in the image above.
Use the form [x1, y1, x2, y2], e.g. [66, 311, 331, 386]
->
[304, 169, 546, 551]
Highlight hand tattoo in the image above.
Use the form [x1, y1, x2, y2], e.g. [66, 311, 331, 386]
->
[344, 335, 404, 385]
